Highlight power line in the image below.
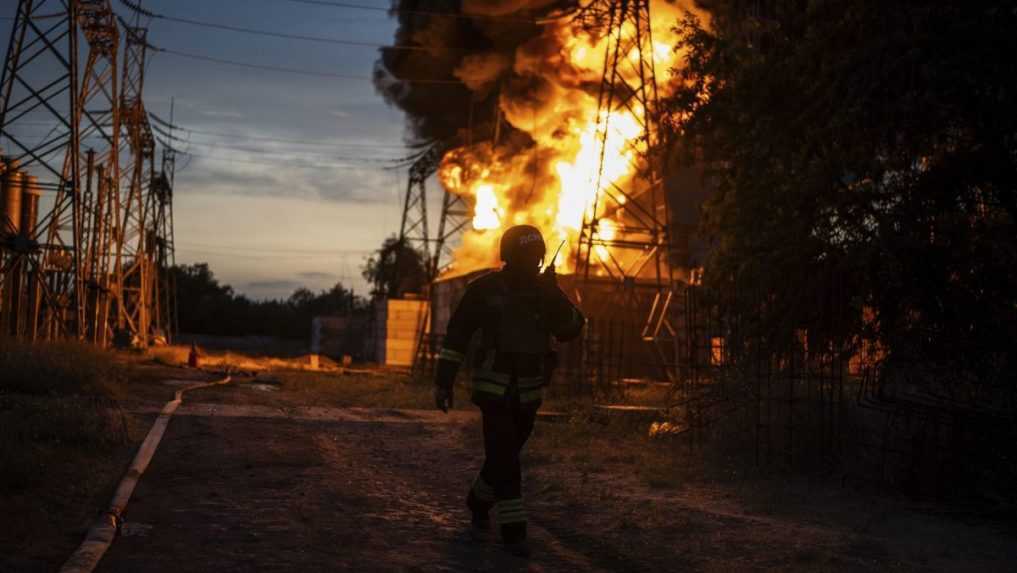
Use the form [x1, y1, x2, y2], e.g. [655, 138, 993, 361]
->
[154, 47, 373, 80]
[177, 149, 387, 171]
[118, 0, 427, 51]
[177, 138, 404, 162]
[149, 119, 411, 150]
[273, 0, 545, 23]
[148, 111, 178, 130]
[150, 119, 184, 141]
[115, 2, 468, 85]
[0, 117, 412, 158]
[176, 240, 372, 253]
[177, 247, 365, 260]
[153, 46, 463, 85]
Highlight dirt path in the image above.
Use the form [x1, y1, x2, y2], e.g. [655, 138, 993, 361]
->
[95, 390, 1017, 572]
[97, 404, 612, 572]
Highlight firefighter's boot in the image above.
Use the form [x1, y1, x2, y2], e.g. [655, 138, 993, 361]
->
[467, 488, 493, 541]
[501, 523, 531, 558]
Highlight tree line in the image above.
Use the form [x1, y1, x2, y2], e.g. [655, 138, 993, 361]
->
[172, 235, 427, 340]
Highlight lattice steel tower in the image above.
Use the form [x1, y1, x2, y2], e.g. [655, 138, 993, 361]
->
[76, 0, 121, 345]
[573, 0, 680, 382]
[116, 16, 156, 346]
[151, 104, 178, 343]
[397, 144, 472, 281]
[1, 0, 123, 342]
[397, 146, 436, 280]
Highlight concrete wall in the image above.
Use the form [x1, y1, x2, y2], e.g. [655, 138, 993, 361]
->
[309, 314, 374, 361]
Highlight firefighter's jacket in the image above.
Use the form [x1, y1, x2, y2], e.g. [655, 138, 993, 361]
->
[435, 269, 585, 405]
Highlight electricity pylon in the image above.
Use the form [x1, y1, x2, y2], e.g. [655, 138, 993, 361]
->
[151, 104, 178, 343]
[402, 144, 471, 375]
[396, 144, 470, 280]
[147, 126, 177, 344]
[0, 0, 123, 342]
[116, 19, 155, 346]
[573, 0, 680, 383]
[76, 0, 121, 345]
[397, 149, 434, 280]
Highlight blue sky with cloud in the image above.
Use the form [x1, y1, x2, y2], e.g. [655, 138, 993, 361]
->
[2, 0, 415, 300]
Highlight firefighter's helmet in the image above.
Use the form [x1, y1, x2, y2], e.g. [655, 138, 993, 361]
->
[500, 225, 546, 263]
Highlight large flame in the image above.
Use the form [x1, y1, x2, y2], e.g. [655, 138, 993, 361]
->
[437, 1, 708, 277]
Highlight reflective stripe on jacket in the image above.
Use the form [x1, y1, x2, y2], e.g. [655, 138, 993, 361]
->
[434, 269, 585, 406]
[473, 366, 545, 403]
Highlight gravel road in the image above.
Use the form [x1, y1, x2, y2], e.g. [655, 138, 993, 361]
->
[94, 389, 1017, 572]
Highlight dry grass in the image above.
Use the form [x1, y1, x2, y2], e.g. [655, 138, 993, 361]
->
[0, 338, 134, 490]
[0, 337, 127, 397]
[0, 337, 143, 571]
[149, 344, 337, 374]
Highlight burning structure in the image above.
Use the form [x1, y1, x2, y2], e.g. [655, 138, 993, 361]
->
[381, 0, 710, 277]
[378, 0, 714, 396]
[377, 2, 1017, 499]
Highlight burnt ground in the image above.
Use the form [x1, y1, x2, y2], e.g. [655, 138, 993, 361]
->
[90, 375, 1017, 573]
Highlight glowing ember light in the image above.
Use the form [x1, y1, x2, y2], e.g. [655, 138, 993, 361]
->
[472, 184, 503, 230]
[555, 111, 641, 232]
[595, 218, 615, 261]
[598, 218, 616, 240]
[653, 42, 673, 67]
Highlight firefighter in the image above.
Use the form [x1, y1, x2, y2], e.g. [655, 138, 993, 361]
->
[433, 224, 585, 556]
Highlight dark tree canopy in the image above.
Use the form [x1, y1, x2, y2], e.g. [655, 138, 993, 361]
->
[362, 235, 430, 298]
[172, 264, 367, 340]
[666, 2, 1017, 388]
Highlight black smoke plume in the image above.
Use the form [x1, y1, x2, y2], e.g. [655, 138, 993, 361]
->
[373, 1, 576, 149]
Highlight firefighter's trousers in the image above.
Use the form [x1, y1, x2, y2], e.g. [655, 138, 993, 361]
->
[467, 397, 539, 542]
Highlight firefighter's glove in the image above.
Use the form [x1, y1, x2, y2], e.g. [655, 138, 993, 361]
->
[434, 385, 453, 413]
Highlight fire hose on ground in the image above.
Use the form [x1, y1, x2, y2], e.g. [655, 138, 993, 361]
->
[59, 373, 234, 573]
